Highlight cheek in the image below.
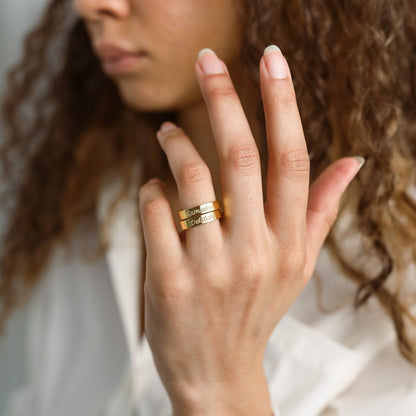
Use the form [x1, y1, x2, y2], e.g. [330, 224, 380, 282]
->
[151, 1, 239, 62]
[114, 0, 243, 111]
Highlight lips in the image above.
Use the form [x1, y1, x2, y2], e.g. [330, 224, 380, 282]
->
[94, 42, 148, 75]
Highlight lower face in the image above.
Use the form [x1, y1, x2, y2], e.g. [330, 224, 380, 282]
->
[77, 0, 246, 113]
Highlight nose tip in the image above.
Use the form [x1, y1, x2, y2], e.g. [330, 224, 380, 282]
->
[73, 0, 130, 21]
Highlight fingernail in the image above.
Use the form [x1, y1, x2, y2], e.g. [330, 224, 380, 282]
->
[263, 44, 288, 80]
[160, 121, 177, 132]
[197, 48, 226, 75]
[146, 178, 167, 190]
[156, 122, 177, 144]
[147, 177, 161, 185]
[352, 156, 366, 173]
[157, 121, 176, 140]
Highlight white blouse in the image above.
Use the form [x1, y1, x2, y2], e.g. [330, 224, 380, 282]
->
[1, 163, 416, 416]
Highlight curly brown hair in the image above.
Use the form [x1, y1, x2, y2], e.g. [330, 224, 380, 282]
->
[1, 0, 416, 366]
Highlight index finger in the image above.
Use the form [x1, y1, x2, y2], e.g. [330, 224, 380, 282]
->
[260, 45, 310, 250]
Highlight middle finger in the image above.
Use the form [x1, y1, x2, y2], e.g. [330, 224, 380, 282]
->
[260, 46, 310, 249]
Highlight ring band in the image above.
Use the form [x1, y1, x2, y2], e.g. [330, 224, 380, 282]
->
[180, 209, 222, 230]
[178, 200, 221, 220]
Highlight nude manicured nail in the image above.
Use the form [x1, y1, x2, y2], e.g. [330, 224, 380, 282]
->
[156, 121, 177, 144]
[352, 156, 366, 173]
[197, 48, 226, 75]
[160, 121, 177, 132]
[147, 177, 162, 185]
[263, 44, 288, 80]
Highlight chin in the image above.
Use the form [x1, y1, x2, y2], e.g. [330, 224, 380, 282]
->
[117, 79, 201, 114]
[118, 90, 170, 113]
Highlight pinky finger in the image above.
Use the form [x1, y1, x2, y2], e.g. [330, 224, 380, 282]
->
[139, 178, 182, 259]
[304, 157, 364, 279]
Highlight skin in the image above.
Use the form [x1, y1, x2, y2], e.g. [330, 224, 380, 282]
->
[72, 0, 259, 202]
[74, 1, 363, 415]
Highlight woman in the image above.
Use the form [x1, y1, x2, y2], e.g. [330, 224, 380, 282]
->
[1, 0, 416, 415]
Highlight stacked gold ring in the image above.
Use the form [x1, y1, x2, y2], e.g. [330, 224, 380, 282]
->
[179, 200, 222, 230]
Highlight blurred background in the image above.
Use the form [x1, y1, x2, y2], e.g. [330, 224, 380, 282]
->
[0, 0, 47, 118]
[0, 0, 47, 413]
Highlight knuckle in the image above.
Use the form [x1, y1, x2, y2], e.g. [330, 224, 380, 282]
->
[280, 249, 306, 279]
[161, 127, 185, 145]
[234, 242, 269, 286]
[196, 261, 231, 292]
[178, 161, 210, 185]
[140, 196, 169, 222]
[227, 143, 260, 173]
[205, 83, 235, 101]
[325, 206, 340, 229]
[237, 256, 268, 288]
[205, 272, 231, 294]
[280, 148, 310, 182]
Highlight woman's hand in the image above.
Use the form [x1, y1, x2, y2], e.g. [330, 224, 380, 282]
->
[139, 46, 363, 416]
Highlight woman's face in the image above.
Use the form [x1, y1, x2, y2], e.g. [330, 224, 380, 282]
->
[72, 0, 245, 113]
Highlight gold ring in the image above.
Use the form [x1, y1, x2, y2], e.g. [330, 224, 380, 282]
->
[180, 209, 222, 230]
[178, 200, 221, 220]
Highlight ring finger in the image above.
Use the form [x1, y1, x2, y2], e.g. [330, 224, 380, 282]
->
[156, 122, 222, 249]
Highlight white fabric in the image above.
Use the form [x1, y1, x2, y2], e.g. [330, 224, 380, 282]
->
[1, 163, 416, 416]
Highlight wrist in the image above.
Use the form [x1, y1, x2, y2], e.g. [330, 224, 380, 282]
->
[170, 369, 272, 416]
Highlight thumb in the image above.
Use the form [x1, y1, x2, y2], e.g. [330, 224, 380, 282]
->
[304, 156, 365, 280]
